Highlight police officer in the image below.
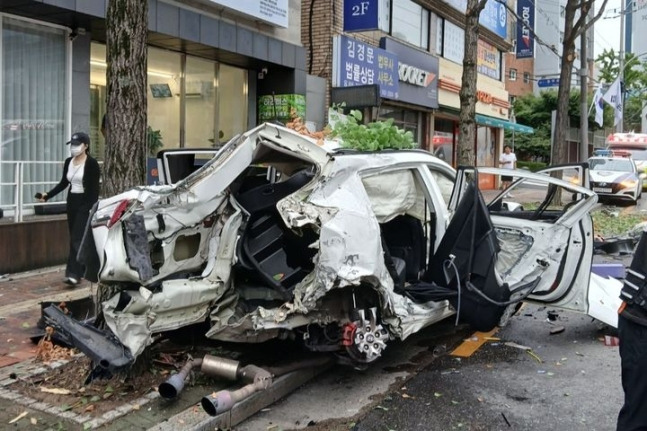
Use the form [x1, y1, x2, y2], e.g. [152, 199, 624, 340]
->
[617, 231, 647, 431]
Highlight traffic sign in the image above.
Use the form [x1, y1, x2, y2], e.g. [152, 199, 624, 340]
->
[537, 78, 560, 88]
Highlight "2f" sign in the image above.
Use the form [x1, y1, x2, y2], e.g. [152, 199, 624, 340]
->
[351, 1, 370, 15]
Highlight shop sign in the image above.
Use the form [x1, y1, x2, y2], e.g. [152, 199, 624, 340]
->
[379, 37, 439, 108]
[258, 94, 305, 122]
[476, 90, 493, 104]
[442, 0, 507, 38]
[477, 40, 501, 80]
[205, 0, 288, 28]
[343, 0, 389, 32]
[516, 0, 535, 59]
[332, 35, 399, 99]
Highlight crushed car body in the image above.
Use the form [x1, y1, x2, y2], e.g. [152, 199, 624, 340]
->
[45, 123, 621, 371]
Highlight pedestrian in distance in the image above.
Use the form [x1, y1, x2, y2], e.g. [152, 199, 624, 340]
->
[498, 144, 517, 194]
[36, 132, 100, 286]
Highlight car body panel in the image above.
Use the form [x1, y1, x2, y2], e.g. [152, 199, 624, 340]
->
[67, 125, 612, 369]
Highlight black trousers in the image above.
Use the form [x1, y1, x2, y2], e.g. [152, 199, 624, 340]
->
[65, 193, 91, 280]
[617, 313, 647, 431]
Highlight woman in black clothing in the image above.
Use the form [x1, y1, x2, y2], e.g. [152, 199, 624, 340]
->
[38, 132, 101, 285]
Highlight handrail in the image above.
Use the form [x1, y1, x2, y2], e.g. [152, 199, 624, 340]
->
[0, 160, 65, 222]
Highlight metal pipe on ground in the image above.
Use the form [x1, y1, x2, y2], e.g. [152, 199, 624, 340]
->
[158, 357, 204, 399]
[201, 355, 335, 416]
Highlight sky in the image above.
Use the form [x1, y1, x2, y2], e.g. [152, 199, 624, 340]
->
[594, 0, 622, 56]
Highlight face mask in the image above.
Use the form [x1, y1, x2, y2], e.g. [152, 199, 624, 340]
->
[70, 145, 84, 157]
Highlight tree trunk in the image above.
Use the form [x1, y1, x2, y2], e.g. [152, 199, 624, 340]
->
[457, 0, 487, 166]
[551, 1, 578, 166]
[96, 0, 150, 374]
[103, 0, 148, 196]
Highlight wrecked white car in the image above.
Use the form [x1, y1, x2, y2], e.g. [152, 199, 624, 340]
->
[45, 123, 618, 372]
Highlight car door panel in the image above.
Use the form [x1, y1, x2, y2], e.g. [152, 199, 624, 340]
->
[451, 166, 596, 314]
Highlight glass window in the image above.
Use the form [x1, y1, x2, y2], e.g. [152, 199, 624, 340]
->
[1, 17, 67, 206]
[441, 20, 464, 64]
[509, 68, 517, 80]
[218, 64, 248, 145]
[391, 0, 430, 50]
[523, 72, 530, 83]
[147, 48, 181, 151]
[435, 16, 444, 56]
[378, 106, 422, 144]
[185, 57, 216, 148]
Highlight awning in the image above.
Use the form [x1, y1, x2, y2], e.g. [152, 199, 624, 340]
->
[475, 114, 534, 134]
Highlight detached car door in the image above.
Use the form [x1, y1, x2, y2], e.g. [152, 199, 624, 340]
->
[450, 165, 597, 314]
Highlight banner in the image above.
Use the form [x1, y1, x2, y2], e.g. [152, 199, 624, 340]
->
[516, 0, 535, 59]
[477, 40, 501, 80]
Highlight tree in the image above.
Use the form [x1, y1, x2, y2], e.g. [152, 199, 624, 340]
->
[551, 0, 608, 165]
[96, 1, 149, 371]
[103, 0, 149, 196]
[596, 48, 647, 131]
[457, 0, 488, 166]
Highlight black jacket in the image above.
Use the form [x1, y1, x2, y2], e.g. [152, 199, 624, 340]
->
[47, 155, 101, 206]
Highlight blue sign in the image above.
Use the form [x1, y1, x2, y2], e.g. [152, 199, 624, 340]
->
[516, 0, 535, 58]
[344, 0, 379, 32]
[537, 78, 560, 88]
[333, 35, 399, 99]
[380, 37, 439, 109]
[443, 0, 507, 38]
[480, 0, 508, 38]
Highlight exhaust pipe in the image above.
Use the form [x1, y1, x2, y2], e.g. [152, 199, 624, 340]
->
[158, 357, 203, 400]
[201, 364, 272, 416]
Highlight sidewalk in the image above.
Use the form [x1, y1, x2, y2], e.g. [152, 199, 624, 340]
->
[0, 266, 93, 368]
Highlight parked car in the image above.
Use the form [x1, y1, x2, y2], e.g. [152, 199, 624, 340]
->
[46, 123, 619, 373]
[589, 155, 643, 203]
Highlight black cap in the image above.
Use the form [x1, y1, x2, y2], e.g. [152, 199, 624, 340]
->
[66, 132, 90, 146]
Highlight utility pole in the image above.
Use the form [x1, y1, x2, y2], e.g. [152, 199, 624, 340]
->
[618, 0, 625, 133]
[579, 17, 589, 160]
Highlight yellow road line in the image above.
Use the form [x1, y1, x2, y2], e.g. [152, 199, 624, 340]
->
[450, 328, 499, 358]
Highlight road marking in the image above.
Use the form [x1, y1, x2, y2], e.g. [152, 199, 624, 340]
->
[0, 287, 91, 318]
[450, 328, 499, 358]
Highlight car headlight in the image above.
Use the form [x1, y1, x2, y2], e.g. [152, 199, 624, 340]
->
[620, 179, 638, 188]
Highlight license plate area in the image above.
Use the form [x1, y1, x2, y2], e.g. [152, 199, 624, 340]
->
[593, 187, 612, 193]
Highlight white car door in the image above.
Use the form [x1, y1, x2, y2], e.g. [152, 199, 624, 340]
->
[451, 166, 597, 314]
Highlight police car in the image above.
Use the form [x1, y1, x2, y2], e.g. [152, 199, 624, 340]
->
[589, 153, 643, 203]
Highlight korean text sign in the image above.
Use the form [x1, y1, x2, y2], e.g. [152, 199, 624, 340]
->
[333, 35, 399, 99]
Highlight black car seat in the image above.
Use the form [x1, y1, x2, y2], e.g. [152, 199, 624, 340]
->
[235, 169, 316, 299]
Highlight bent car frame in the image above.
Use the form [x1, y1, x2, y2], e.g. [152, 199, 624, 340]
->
[45, 123, 621, 373]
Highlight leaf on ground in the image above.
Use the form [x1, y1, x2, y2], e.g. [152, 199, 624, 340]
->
[402, 393, 413, 399]
[90, 395, 101, 402]
[102, 392, 113, 400]
[21, 322, 30, 328]
[8, 411, 28, 424]
[41, 387, 71, 395]
[132, 404, 141, 410]
[434, 392, 443, 398]
[104, 385, 114, 393]
[375, 405, 389, 411]
[84, 405, 95, 413]
[60, 404, 72, 412]
[451, 400, 460, 405]
[30, 417, 37, 425]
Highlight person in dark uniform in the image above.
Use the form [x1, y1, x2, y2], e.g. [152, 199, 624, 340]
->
[38, 132, 101, 285]
[617, 231, 647, 431]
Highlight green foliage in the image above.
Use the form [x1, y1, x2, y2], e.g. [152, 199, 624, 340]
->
[591, 210, 646, 237]
[596, 48, 647, 131]
[147, 126, 163, 156]
[516, 161, 548, 172]
[330, 109, 416, 151]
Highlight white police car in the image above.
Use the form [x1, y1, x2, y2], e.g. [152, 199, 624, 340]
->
[589, 154, 643, 203]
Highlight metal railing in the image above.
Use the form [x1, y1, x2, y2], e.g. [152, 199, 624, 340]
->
[0, 160, 65, 222]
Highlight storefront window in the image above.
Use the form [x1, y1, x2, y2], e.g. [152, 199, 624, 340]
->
[185, 57, 216, 148]
[218, 64, 248, 145]
[1, 17, 67, 206]
[433, 118, 456, 166]
[147, 47, 181, 151]
[391, 0, 430, 50]
[378, 106, 423, 145]
[90, 43, 248, 153]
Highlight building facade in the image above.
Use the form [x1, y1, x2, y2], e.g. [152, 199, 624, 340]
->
[0, 0, 317, 273]
[303, 0, 524, 190]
